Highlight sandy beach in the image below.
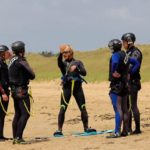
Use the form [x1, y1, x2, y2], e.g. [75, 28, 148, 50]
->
[0, 81, 150, 150]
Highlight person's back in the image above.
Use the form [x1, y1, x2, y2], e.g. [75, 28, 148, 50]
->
[9, 55, 35, 86]
[9, 41, 35, 144]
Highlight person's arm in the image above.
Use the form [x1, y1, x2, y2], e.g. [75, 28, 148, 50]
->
[128, 58, 140, 75]
[131, 49, 142, 63]
[76, 61, 87, 76]
[19, 58, 35, 80]
[0, 84, 8, 101]
[0, 65, 4, 94]
[111, 53, 121, 78]
[57, 53, 66, 75]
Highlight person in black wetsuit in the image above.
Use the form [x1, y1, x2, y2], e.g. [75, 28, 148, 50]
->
[54, 44, 96, 136]
[121, 33, 142, 134]
[0, 45, 11, 141]
[8, 41, 35, 144]
[106, 39, 140, 138]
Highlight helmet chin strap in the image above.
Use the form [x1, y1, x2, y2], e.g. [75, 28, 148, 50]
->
[20, 52, 25, 57]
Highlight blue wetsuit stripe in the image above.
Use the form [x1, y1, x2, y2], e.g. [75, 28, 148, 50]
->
[109, 93, 121, 133]
[111, 53, 120, 73]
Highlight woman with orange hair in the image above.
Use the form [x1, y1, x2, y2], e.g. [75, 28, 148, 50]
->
[54, 44, 96, 136]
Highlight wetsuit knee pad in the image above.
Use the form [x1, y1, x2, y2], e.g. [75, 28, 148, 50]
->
[80, 104, 86, 110]
[60, 105, 66, 111]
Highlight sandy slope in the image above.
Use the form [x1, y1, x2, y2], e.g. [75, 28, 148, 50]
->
[0, 81, 150, 150]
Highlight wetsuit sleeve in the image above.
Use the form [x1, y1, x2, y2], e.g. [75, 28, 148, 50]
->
[57, 53, 66, 75]
[111, 53, 120, 73]
[131, 50, 142, 63]
[128, 58, 140, 75]
[76, 61, 87, 76]
[0, 65, 5, 94]
[19, 59, 35, 80]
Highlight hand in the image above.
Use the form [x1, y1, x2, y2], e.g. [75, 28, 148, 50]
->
[2, 94, 9, 102]
[69, 65, 77, 72]
[59, 45, 66, 54]
[112, 71, 121, 78]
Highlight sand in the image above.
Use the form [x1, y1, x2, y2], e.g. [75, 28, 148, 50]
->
[0, 81, 150, 150]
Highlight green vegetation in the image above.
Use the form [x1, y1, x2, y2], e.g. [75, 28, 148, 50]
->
[26, 44, 150, 82]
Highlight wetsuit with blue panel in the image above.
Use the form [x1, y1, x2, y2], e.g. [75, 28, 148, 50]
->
[121, 32, 142, 134]
[126, 46, 142, 134]
[107, 39, 140, 138]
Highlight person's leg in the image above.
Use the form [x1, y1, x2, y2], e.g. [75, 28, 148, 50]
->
[0, 97, 9, 139]
[12, 98, 21, 139]
[109, 93, 123, 134]
[73, 86, 96, 132]
[121, 95, 129, 136]
[15, 96, 30, 139]
[0, 116, 4, 138]
[130, 91, 141, 133]
[73, 86, 88, 131]
[55, 87, 71, 135]
[127, 95, 133, 133]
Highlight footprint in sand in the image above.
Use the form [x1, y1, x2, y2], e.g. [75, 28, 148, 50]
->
[94, 113, 114, 121]
[65, 118, 81, 125]
[142, 123, 150, 128]
[40, 112, 51, 116]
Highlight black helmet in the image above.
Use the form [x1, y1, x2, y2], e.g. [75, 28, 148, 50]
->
[108, 39, 122, 53]
[11, 41, 25, 54]
[0, 45, 9, 52]
[121, 32, 136, 44]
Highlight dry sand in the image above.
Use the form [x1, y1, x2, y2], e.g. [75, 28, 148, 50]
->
[0, 81, 150, 150]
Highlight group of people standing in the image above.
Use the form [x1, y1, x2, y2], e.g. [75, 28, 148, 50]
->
[0, 32, 142, 144]
[53, 32, 142, 139]
[0, 41, 35, 144]
[107, 33, 142, 138]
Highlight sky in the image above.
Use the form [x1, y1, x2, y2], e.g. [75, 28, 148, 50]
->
[0, 0, 150, 52]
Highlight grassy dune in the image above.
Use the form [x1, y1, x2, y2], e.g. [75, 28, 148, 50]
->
[26, 44, 150, 82]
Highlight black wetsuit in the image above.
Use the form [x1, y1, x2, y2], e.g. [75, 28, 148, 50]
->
[126, 46, 142, 133]
[8, 56, 35, 139]
[57, 53, 89, 131]
[0, 58, 9, 139]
